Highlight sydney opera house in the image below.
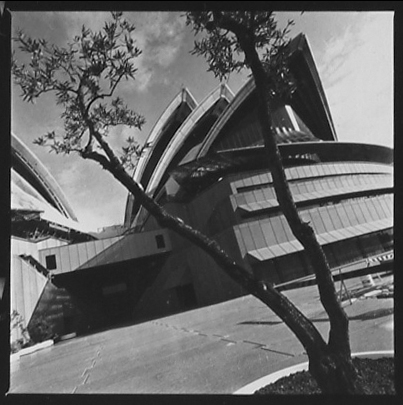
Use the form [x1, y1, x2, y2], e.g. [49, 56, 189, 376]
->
[10, 34, 393, 341]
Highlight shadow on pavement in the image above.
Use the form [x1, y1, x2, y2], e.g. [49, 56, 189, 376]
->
[238, 306, 394, 326]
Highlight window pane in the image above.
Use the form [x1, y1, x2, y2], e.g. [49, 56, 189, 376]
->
[365, 199, 380, 221]
[319, 207, 335, 232]
[261, 220, 277, 246]
[379, 196, 392, 217]
[263, 188, 275, 200]
[249, 221, 266, 249]
[280, 218, 294, 241]
[45, 254, 57, 270]
[359, 200, 374, 222]
[351, 201, 367, 224]
[245, 192, 257, 204]
[240, 224, 256, 251]
[156, 234, 166, 249]
[297, 181, 308, 194]
[310, 210, 326, 234]
[270, 216, 287, 244]
[372, 196, 387, 219]
[305, 181, 315, 193]
[253, 189, 265, 202]
[335, 205, 351, 228]
[328, 205, 343, 229]
[343, 203, 359, 226]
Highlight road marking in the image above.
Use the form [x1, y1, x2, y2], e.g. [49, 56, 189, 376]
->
[221, 338, 237, 344]
[260, 346, 295, 357]
[243, 339, 265, 348]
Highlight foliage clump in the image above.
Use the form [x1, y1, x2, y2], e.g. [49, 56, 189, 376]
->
[13, 11, 145, 169]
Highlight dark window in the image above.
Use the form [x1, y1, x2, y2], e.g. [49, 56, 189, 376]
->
[45, 254, 57, 270]
[156, 234, 165, 249]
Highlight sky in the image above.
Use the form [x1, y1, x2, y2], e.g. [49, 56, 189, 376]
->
[11, 9, 394, 232]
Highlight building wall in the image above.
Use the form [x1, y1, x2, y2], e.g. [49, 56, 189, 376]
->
[38, 229, 171, 274]
[132, 251, 195, 321]
[10, 255, 48, 342]
[11, 236, 67, 261]
[164, 159, 392, 289]
[135, 156, 392, 319]
[132, 226, 247, 321]
[13, 156, 391, 332]
[27, 282, 84, 342]
[188, 227, 247, 306]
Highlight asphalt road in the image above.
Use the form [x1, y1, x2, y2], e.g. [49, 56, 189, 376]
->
[9, 275, 394, 394]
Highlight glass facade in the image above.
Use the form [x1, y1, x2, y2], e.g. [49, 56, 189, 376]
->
[252, 228, 393, 285]
[232, 162, 392, 193]
[193, 156, 393, 287]
[206, 178, 392, 238]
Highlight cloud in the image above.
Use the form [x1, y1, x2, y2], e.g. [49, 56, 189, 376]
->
[55, 155, 128, 231]
[316, 13, 393, 147]
[128, 12, 187, 92]
[319, 25, 358, 89]
[69, 11, 188, 93]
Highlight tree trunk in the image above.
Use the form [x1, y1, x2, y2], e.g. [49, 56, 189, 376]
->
[225, 26, 363, 393]
[105, 159, 328, 350]
[86, 18, 362, 391]
[94, 156, 366, 393]
[308, 351, 365, 394]
[83, 138, 332, 352]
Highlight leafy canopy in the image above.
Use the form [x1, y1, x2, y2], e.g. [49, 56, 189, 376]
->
[186, 11, 296, 101]
[12, 11, 145, 169]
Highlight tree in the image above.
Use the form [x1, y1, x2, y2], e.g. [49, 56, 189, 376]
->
[186, 11, 364, 393]
[12, 11, 363, 393]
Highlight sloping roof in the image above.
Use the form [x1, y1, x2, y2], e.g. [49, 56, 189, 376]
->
[145, 84, 234, 199]
[195, 33, 337, 160]
[169, 142, 393, 197]
[11, 133, 78, 221]
[11, 182, 90, 234]
[124, 88, 197, 227]
[126, 84, 234, 229]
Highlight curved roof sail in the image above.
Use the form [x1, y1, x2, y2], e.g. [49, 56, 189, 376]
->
[125, 33, 340, 230]
[145, 83, 234, 199]
[196, 33, 337, 160]
[124, 88, 197, 227]
[126, 84, 234, 229]
[11, 133, 78, 221]
[133, 88, 197, 186]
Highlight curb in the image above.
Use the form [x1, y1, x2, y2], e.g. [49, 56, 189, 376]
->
[233, 350, 394, 395]
[10, 339, 54, 362]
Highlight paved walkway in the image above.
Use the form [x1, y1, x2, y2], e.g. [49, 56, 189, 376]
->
[9, 275, 394, 394]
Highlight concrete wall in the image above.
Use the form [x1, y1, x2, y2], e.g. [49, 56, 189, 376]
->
[187, 227, 247, 307]
[11, 236, 68, 261]
[10, 255, 47, 342]
[38, 229, 172, 274]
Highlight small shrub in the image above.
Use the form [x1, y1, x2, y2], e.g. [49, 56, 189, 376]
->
[28, 316, 55, 343]
[10, 310, 32, 353]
